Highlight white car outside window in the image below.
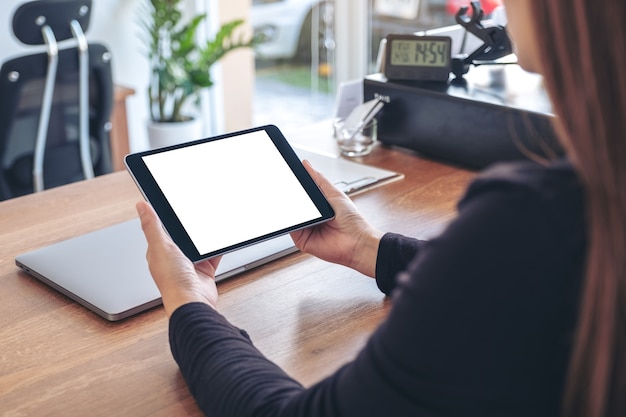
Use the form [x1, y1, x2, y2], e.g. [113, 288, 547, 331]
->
[251, 0, 498, 61]
[251, 0, 321, 60]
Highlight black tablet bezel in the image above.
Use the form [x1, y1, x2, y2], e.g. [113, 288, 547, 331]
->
[125, 124, 335, 262]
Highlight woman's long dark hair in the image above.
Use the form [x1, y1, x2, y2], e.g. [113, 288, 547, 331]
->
[530, 1, 626, 416]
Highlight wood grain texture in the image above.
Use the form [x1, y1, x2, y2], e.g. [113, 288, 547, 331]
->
[0, 140, 474, 416]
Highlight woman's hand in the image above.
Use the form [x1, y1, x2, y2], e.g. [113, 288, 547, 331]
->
[136, 201, 220, 318]
[291, 160, 384, 278]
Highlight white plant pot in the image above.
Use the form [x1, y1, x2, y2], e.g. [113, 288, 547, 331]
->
[147, 118, 204, 150]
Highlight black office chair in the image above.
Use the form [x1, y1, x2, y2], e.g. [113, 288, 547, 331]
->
[0, 0, 113, 201]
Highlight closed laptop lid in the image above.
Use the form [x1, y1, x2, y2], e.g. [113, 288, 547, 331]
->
[16, 219, 159, 321]
[15, 219, 296, 321]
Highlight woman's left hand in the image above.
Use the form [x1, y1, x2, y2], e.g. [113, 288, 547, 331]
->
[136, 201, 221, 317]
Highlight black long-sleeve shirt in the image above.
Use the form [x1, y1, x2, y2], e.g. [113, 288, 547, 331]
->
[169, 158, 586, 416]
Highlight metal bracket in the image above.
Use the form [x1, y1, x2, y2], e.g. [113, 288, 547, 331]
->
[32, 19, 95, 193]
[450, 1, 513, 78]
[70, 19, 95, 181]
[33, 25, 58, 193]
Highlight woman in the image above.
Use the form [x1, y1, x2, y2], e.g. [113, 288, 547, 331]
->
[136, 1, 626, 416]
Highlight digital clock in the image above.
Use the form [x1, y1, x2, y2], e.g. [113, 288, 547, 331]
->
[383, 34, 452, 82]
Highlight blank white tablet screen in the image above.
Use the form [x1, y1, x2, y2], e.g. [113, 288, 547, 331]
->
[142, 130, 322, 255]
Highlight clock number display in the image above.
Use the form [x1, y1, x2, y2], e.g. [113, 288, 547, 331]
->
[390, 39, 450, 68]
[384, 35, 452, 81]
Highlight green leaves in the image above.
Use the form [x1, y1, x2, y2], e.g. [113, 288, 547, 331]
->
[147, 1, 257, 122]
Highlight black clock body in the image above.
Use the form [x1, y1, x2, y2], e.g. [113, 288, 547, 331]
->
[384, 34, 452, 82]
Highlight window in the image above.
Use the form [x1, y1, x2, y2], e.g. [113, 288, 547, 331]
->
[250, 1, 500, 130]
[251, 0, 337, 130]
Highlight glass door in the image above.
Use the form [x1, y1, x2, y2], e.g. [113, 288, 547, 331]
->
[251, 0, 339, 130]
[249, 1, 492, 130]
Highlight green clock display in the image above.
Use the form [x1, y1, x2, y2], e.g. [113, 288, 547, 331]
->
[384, 34, 452, 82]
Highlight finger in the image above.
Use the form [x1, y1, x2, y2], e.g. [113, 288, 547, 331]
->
[302, 159, 344, 198]
[195, 255, 222, 277]
[136, 201, 171, 247]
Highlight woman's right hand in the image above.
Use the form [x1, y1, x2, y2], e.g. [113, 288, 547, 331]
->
[136, 200, 220, 318]
[290, 160, 384, 278]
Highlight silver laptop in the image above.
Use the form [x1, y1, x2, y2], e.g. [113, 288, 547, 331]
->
[15, 148, 402, 321]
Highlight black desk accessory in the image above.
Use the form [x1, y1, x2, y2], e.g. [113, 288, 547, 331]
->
[364, 64, 562, 170]
[450, 0, 513, 78]
[383, 34, 452, 82]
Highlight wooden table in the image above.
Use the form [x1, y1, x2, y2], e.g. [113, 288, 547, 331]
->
[0, 135, 474, 416]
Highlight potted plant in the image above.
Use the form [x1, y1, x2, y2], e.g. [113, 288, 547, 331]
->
[144, 0, 258, 147]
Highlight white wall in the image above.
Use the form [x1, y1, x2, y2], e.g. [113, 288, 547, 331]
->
[334, 0, 369, 85]
[89, 0, 150, 152]
[216, 0, 254, 132]
[0, 0, 254, 153]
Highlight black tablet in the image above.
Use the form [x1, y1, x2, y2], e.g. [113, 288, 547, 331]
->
[125, 125, 334, 262]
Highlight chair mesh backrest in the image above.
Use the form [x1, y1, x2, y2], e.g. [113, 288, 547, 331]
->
[0, 0, 113, 200]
